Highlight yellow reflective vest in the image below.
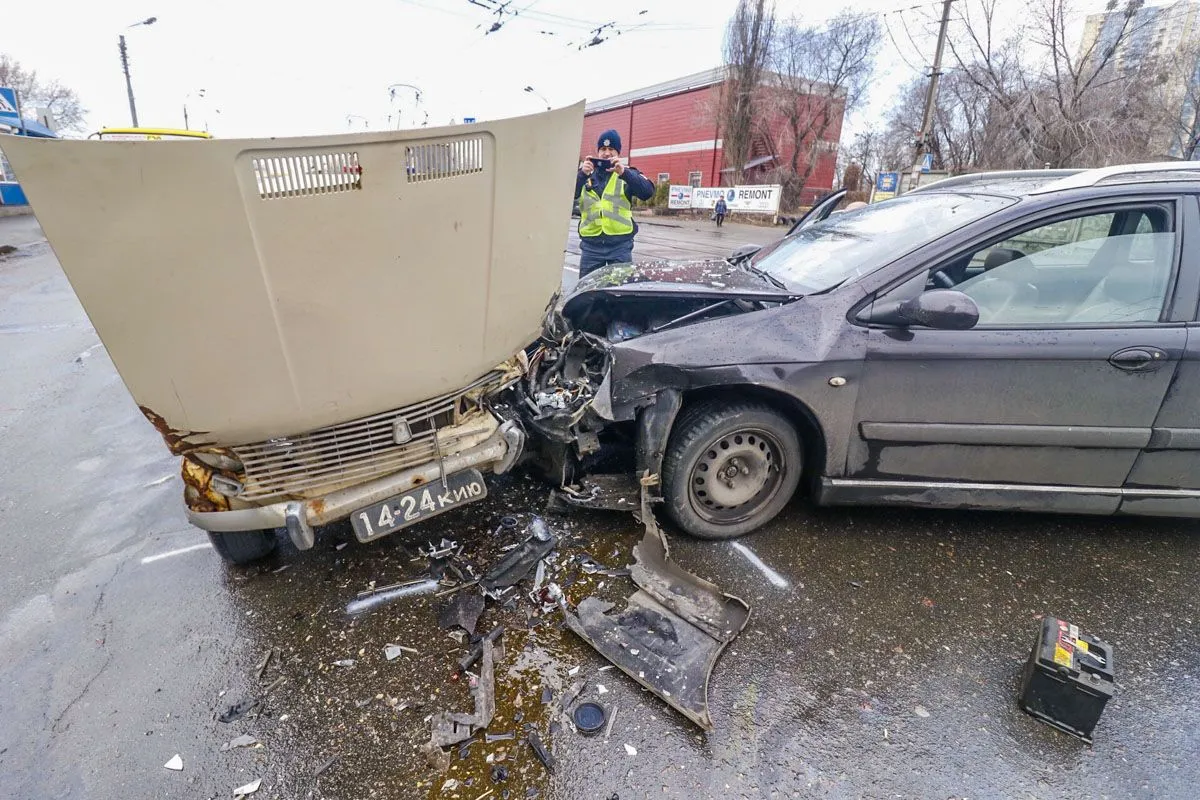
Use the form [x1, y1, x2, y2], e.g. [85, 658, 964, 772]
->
[578, 171, 634, 237]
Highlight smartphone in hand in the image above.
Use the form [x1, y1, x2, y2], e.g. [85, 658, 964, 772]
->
[588, 157, 612, 171]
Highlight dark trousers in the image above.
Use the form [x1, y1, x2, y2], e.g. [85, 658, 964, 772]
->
[578, 237, 634, 278]
[715, 212, 726, 227]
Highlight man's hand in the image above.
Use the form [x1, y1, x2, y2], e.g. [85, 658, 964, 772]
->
[579, 159, 594, 176]
[610, 156, 626, 176]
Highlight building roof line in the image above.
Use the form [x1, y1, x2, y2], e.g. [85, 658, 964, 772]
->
[584, 67, 842, 114]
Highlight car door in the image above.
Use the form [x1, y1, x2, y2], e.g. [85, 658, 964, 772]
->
[841, 198, 1187, 514]
[1121, 193, 1200, 515]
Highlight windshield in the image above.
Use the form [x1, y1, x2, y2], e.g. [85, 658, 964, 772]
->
[751, 193, 1016, 293]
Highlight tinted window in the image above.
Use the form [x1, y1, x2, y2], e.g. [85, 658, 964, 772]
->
[752, 193, 1014, 294]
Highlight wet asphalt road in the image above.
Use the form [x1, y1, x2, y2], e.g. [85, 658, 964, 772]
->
[3, 213, 1200, 799]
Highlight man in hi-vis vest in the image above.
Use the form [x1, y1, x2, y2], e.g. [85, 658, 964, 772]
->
[575, 129, 655, 277]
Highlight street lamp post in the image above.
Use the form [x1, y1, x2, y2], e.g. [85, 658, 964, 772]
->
[119, 16, 158, 128]
[387, 83, 423, 130]
[524, 86, 551, 110]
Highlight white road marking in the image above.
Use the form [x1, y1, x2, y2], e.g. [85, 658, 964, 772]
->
[141, 543, 213, 564]
[730, 541, 790, 589]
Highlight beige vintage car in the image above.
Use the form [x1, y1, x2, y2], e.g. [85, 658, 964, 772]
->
[3, 105, 585, 563]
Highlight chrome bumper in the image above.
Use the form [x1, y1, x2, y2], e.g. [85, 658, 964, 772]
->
[187, 420, 524, 549]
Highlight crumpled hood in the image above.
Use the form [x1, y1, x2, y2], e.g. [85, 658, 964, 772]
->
[569, 258, 794, 300]
[2, 104, 584, 445]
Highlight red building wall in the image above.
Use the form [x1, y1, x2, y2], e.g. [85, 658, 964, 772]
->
[580, 86, 723, 187]
[581, 77, 845, 207]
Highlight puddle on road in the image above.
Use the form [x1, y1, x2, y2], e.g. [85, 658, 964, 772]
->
[218, 473, 641, 799]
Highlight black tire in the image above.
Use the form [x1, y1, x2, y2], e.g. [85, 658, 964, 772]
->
[662, 401, 802, 540]
[207, 529, 277, 565]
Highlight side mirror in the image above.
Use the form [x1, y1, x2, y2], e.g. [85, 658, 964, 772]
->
[898, 290, 979, 330]
[867, 290, 979, 330]
[729, 244, 762, 264]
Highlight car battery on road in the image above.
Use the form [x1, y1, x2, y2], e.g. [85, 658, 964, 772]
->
[1018, 617, 1114, 743]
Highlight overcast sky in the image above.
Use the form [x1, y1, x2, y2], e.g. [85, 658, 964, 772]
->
[7, 0, 1121, 141]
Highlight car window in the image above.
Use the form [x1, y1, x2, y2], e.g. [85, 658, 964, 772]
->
[923, 207, 1175, 326]
[750, 192, 1015, 294]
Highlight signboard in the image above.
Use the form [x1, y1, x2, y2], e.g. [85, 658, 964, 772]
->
[874, 171, 899, 202]
[921, 152, 933, 173]
[0, 87, 22, 129]
[689, 185, 782, 213]
[463, 117, 476, 124]
[668, 184, 693, 209]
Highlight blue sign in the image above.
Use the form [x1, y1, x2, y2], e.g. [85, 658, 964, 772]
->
[921, 153, 933, 173]
[0, 87, 21, 128]
[876, 172, 899, 192]
[463, 117, 476, 124]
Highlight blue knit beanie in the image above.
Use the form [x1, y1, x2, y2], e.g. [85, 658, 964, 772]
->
[597, 129, 622, 153]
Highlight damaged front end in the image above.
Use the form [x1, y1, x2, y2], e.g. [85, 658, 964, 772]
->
[514, 258, 798, 502]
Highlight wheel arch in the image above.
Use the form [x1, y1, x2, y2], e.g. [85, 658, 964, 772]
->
[675, 384, 828, 493]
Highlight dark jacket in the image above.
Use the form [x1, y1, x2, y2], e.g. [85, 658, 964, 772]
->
[715, 198, 728, 214]
[575, 165, 656, 246]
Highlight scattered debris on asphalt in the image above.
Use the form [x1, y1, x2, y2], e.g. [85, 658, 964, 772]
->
[458, 626, 505, 674]
[623, 743, 637, 756]
[220, 735, 258, 752]
[563, 481, 751, 730]
[479, 517, 556, 597]
[438, 591, 486, 635]
[163, 754, 183, 771]
[419, 538, 463, 561]
[218, 697, 260, 724]
[603, 704, 618, 738]
[332, 659, 356, 668]
[254, 648, 273, 679]
[528, 731, 555, 773]
[232, 777, 262, 797]
[423, 638, 498, 771]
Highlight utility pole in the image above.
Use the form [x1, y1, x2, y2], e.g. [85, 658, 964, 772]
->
[118, 17, 158, 128]
[909, 0, 954, 192]
[119, 35, 138, 127]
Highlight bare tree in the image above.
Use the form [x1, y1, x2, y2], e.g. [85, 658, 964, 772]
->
[720, 0, 776, 185]
[0, 54, 86, 134]
[762, 12, 880, 205]
[1150, 33, 1200, 159]
[941, 0, 1160, 168]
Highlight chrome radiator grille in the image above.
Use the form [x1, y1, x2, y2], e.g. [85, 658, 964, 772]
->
[232, 372, 506, 502]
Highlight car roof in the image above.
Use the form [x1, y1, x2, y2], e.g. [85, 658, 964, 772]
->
[909, 162, 1200, 199]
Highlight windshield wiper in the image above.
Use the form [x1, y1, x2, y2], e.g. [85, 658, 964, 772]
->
[738, 261, 790, 292]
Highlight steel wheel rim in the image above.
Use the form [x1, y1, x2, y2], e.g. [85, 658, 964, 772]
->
[687, 427, 786, 525]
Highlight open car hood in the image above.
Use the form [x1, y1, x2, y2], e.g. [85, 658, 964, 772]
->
[2, 104, 583, 444]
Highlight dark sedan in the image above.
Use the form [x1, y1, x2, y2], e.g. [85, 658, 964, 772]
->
[529, 164, 1200, 539]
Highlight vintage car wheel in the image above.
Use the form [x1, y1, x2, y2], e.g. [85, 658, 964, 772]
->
[207, 529, 278, 565]
[662, 401, 802, 540]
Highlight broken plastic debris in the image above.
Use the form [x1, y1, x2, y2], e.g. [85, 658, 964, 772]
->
[220, 735, 258, 751]
[332, 659, 356, 668]
[438, 591, 486, 635]
[528, 731, 555, 773]
[232, 778, 262, 797]
[914, 705, 931, 718]
[218, 697, 260, 724]
[443, 778, 461, 792]
[597, 685, 608, 695]
[480, 519, 557, 595]
[163, 754, 183, 771]
[420, 538, 462, 560]
[423, 639, 498, 771]
[562, 479, 750, 731]
[604, 704, 618, 738]
[384, 645, 404, 661]
[568, 666, 580, 677]
[624, 743, 637, 756]
[314, 755, 339, 778]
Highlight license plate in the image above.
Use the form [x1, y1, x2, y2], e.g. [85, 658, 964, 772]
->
[350, 469, 487, 542]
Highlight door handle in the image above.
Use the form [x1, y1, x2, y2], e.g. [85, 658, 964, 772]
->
[1109, 347, 1167, 371]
